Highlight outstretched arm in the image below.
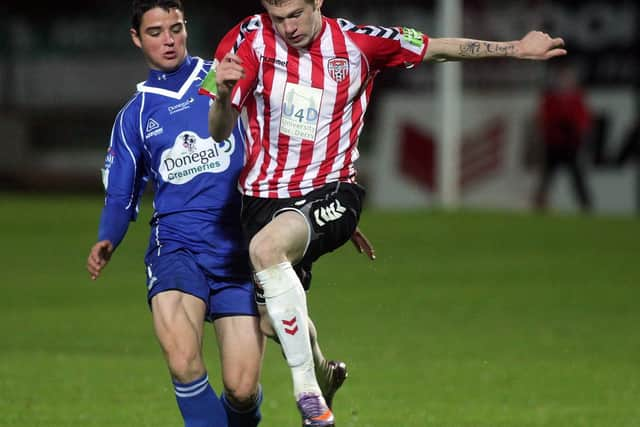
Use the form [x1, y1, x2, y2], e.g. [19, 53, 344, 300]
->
[206, 52, 243, 141]
[424, 30, 566, 62]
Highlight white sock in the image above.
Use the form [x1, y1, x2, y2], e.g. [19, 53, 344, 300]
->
[255, 262, 321, 398]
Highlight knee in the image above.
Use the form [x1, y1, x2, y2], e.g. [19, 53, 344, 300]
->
[249, 233, 284, 270]
[224, 384, 261, 411]
[166, 347, 204, 383]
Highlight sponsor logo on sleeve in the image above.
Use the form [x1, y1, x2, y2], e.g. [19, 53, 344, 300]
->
[400, 27, 425, 57]
[101, 148, 116, 190]
[402, 27, 425, 48]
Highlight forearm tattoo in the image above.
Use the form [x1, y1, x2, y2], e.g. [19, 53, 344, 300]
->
[459, 42, 481, 56]
[459, 41, 515, 57]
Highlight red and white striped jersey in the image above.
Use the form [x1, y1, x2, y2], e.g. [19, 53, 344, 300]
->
[214, 14, 429, 198]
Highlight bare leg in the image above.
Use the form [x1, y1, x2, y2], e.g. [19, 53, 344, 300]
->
[151, 290, 228, 426]
[215, 315, 265, 427]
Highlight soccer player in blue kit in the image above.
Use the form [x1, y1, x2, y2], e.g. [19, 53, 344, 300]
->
[86, 1, 262, 426]
[86, 1, 372, 426]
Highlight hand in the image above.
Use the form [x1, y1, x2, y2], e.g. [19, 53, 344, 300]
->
[87, 240, 114, 280]
[350, 227, 376, 260]
[215, 52, 245, 99]
[518, 31, 567, 60]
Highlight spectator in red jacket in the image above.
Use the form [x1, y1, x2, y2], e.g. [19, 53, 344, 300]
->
[533, 62, 593, 212]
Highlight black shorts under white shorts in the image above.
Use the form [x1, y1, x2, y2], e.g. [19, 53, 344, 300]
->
[242, 181, 365, 301]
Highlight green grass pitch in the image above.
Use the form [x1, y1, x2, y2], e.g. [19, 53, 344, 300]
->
[1, 193, 639, 427]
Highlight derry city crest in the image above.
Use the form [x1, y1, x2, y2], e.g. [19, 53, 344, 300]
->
[327, 57, 349, 83]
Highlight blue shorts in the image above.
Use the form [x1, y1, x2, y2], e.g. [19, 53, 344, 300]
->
[145, 249, 258, 321]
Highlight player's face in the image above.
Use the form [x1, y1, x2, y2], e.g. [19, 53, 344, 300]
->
[131, 7, 187, 72]
[263, 0, 324, 49]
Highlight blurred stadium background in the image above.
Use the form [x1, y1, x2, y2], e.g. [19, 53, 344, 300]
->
[1, 1, 639, 426]
[2, 0, 639, 214]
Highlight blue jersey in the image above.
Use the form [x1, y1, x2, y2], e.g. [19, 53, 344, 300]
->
[98, 56, 249, 278]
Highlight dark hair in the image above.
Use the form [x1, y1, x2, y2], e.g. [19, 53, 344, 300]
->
[262, 0, 315, 5]
[131, 0, 184, 32]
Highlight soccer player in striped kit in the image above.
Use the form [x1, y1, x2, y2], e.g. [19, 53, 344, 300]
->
[204, 1, 566, 425]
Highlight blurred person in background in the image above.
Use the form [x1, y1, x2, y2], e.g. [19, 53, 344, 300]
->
[533, 61, 594, 213]
[203, 0, 567, 425]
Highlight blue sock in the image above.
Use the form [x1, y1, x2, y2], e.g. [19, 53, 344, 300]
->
[173, 373, 228, 427]
[221, 385, 263, 427]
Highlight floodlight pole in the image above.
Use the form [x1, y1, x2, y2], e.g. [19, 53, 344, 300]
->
[436, 0, 462, 209]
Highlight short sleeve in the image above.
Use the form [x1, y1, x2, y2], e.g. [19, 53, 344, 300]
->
[341, 21, 429, 69]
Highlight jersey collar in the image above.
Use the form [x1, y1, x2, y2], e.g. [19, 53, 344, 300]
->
[137, 55, 204, 100]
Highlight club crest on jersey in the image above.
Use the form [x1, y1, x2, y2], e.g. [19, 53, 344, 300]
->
[327, 57, 349, 83]
[182, 133, 197, 152]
